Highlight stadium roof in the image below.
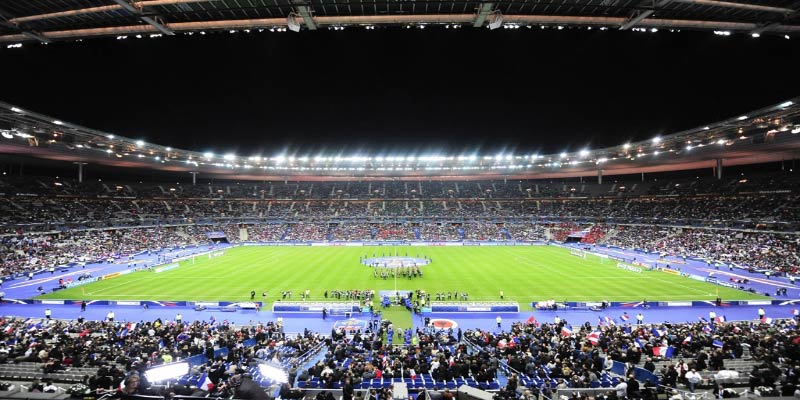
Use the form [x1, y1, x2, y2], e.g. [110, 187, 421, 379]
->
[1, 97, 799, 180]
[0, 0, 799, 44]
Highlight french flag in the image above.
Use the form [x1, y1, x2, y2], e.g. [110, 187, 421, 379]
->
[198, 373, 215, 391]
[715, 316, 726, 323]
[605, 316, 616, 326]
[561, 325, 573, 337]
[651, 327, 666, 338]
[652, 346, 675, 358]
[761, 317, 773, 324]
[634, 337, 644, 349]
[698, 316, 708, 323]
[702, 325, 713, 334]
[620, 314, 630, 322]
[682, 334, 692, 344]
[587, 331, 601, 345]
[712, 339, 724, 347]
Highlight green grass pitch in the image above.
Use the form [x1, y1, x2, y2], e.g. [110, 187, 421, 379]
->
[39, 246, 765, 307]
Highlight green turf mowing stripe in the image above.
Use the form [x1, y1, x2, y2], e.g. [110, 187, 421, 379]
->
[39, 246, 766, 307]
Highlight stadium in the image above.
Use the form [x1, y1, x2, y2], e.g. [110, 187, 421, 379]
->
[1, 2, 800, 400]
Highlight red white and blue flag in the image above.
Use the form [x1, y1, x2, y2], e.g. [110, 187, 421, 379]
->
[652, 346, 674, 358]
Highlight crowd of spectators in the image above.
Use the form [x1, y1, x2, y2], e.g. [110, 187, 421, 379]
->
[1, 195, 799, 234]
[600, 227, 800, 273]
[1, 312, 799, 399]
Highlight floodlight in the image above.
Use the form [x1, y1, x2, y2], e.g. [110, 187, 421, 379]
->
[579, 149, 589, 157]
[792, 126, 800, 134]
[223, 153, 236, 161]
[10, 107, 23, 113]
[165, 147, 172, 151]
[559, 152, 567, 159]
[622, 143, 631, 150]
[751, 33, 760, 38]
[136, 140, 145, 147]
[686, 145, 693, 151]
[53, 120, 64, 125]
[779, 101, 793, 108]
[1, 131, 14, 139]
[737, 115, 748, 121]
[144, 362, 189, 382]
[204, 152, 214, 159]
[651, 137, 661, 144]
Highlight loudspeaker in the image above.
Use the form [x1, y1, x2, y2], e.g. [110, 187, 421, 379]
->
[287, 13, 301, 32]
[457, 385, 494, 400]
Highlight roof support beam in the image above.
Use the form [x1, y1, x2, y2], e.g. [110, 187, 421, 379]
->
[21, 31, 51, 43]
[1, 14, 800, 42]
[670, 0, 794, 14]
[110, 0, 175, 35]
[294, 4, 317, 30]
[473, 3, 494, 28]
[0, 6, 51, 43]
[620, 0, 672, 30]
[9, 1, 213, 24]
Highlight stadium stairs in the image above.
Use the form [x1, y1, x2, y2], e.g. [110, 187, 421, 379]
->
[0, 362, 100, 384]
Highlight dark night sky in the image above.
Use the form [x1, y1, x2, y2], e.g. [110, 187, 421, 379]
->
[1, 27, 798, 156]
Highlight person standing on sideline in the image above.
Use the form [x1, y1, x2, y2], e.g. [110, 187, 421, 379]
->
[176, 313, 182, 325]
[709, 310, 717, 321]
[496, 315, 502, 329]
[250, 290, 256, 300]
[322, 307, 327, 320]
[636, 313, 644, 325]
[81, 300, 87, 312]
[107, 310, 115, 322]
[44, 308, 52, 320]
[499, 290, 504, 300]
[758, 307, 765, 320]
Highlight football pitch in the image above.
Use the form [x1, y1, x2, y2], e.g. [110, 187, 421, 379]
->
[39, 246, 765, 306]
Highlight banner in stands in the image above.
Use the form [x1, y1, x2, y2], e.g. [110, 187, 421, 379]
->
[205, 231, 227, 239]
[430, 302, 519, 313]
[154, 263, 180, 273]
[65, 277, 98, 288]
[705, 277, 739, 288]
